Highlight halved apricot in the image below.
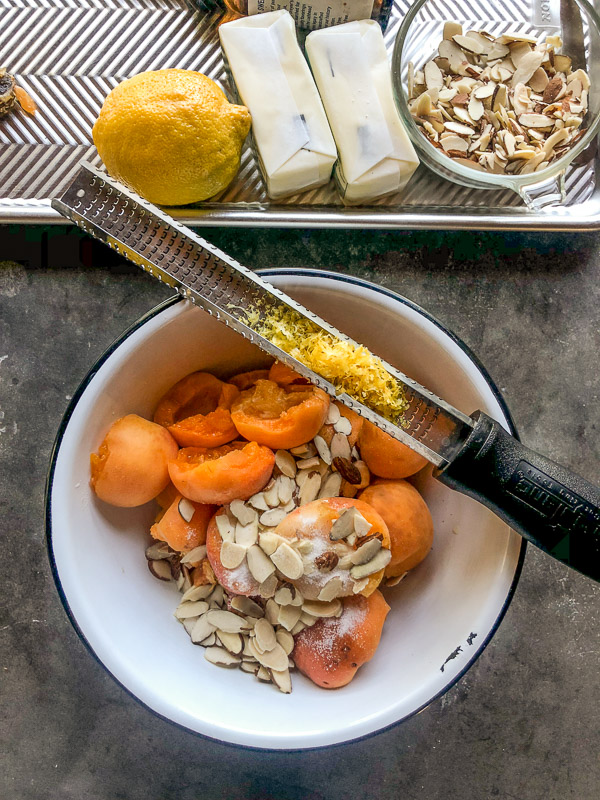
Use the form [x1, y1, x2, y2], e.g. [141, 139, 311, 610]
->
[274, 497, 390, 600]
[230, 379, 330, 450]
[268, 361, 310, 387]
[168, 441, 275, 505]
[150, 494, 216, 554]
[206, 509, 261, 596]
[358, 420, 428, 479]
[154, 371, 239, 448]
[293, 590, 390, 688]
[228, 369, 270, 391]
[359, 480, 433, 577]
[155, 482, 179, 510]
[318, 401, 363, 448]
[90, 414, 178, 507]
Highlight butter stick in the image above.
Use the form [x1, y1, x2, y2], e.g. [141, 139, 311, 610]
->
[219, 10, 337, 199]
[306, 20, 419, 204]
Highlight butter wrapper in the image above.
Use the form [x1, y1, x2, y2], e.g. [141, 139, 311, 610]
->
[219, 10, 337, 199]
[306, 20, 419, 204]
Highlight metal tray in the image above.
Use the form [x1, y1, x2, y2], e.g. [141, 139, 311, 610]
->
[1, 0, 599, 229]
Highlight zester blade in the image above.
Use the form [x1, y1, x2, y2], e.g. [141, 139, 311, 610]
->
[52, 163, 473, 468]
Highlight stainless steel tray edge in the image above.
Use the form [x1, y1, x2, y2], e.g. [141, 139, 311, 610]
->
[3, 198, 600, 230]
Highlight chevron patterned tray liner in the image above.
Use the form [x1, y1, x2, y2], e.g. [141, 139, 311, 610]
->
[0, 0, 596, 217]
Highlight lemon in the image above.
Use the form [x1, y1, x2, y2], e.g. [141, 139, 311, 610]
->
[92, 69, 251, 206]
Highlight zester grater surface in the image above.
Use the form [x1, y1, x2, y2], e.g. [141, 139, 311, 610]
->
[53, 164, 474, 467]
[1, 0, 599, 227]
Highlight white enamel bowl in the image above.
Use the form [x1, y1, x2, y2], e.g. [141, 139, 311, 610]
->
[46, 270, 524, 750]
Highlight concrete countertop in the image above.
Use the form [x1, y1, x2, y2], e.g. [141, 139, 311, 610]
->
[1, 227, 598, 799]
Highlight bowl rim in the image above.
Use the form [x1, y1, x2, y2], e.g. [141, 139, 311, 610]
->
[45, 268, 526, 752]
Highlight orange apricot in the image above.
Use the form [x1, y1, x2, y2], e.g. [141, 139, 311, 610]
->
[274, 497, 390, 599]
[268, 361, 310, 387]
[150, 494, 216, 554]
[155, 482, 179, 510]
[154, 371, 239, 448]
[205, 509, 261, 596]
[90, 414, 178, 507]
[293, 590, 390, 688]
[318, 401, 363, 448]
[230, 379, 330, 450]
[168, 441, 275, 505]
[358, 420, 428, 479]
[359, 480, 433, 577]
[228, 369, 270, 391]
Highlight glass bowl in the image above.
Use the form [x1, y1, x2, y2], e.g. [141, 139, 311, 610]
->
[391, 0, 600, 210]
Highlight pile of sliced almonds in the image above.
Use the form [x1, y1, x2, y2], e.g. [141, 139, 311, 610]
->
[146, 402, 393, 693]
[408, 24, 590, 175]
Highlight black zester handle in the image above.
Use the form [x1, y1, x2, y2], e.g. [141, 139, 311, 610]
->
[438, 411, 600, 581]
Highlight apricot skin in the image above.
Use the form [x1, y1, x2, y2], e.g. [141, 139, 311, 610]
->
[90, 414, 178, 507]
[293, 591, 390, 688]
[358, 420, 428, 479]
[359, 480, 433, 577]
[150, 494, 216, 553]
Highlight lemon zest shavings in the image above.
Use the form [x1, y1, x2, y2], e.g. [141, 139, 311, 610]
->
[243, 304, 407, 421]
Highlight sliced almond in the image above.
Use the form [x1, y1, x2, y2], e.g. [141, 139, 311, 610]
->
[473, 83, 495, 99]
[204, 646, 241, 667]
[271, 542, 304, 580]
[318, 471, 343, 499]
[313, 435, 332, 465]
[317, 577, 344, 602]
[240, 661, 258, 674]
[296, 456, 320, 470]
[181, 583, 214, 602]
[180, 545, 207, 565]
[260, 508, 288, 527]
[424, 60, 444, 89]
[333, 415, 353, 436]
[259, 573, 279, 598]
[229, 499, 257, 526]
[350, 549, 392, 580]
[235, 519, 259, 547]
[467, 96, 484, 121]
[178, 497, 195, 523]
[216, 630, 244, 655]
[248, 638, 289, 672]
[518, 113, 554, 128]
[441, 135, 469, 153]
[259, 531, 285, 556]
[276, 629, 294, 655]
[275, 449, 297, 478]
[220, 541, 246, 570]
[206, 609, 252, 633]
[511, 51, 545, 87]
[352, 577, 370, 594]
[302, 598, 342, 618]
[230, 595, 264, 618]
[453, 34, 486, 55]
[553, 54, 572, 74]
[270, 668, 292, 694]
[277, 603, 303, 631]
[529, 67, 549, 92]
[443, 21, 462, 40]
[148, 559, 172, 581]
[325, 404, 340, 424]
[443, 120, 475, 135]
[215, 514, 235, 542]
[299, 471, 321, 505]
[246, 545, 276, 584]
[330, 507, 357, 540]
[330, 432, 351, 460]
[254, 618, 277, 652]
[263, 481, 281, 507]
[190, 613, 216, 643]
[351, 538, 382, 565]
[175, 600, 209, 620]
[277, 475, 295, 505]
